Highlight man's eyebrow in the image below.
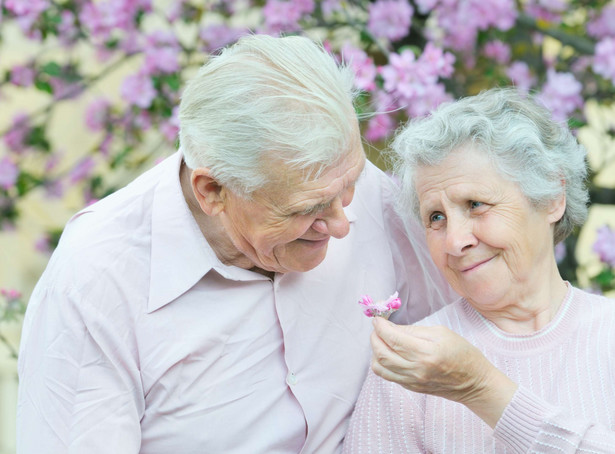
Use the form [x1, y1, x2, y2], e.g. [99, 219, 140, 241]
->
[293, 162, 365, 216]
[298, 200, 333, 216]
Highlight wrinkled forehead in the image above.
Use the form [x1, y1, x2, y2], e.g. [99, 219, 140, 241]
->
[265, 125, 365, 184]
[261, 144, 366, 201]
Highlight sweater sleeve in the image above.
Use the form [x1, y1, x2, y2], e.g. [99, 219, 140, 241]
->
[494, 386, 615, 453]
[343, 370, 427, 454]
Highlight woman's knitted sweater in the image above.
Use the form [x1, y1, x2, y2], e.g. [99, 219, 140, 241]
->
[343, 285, 615, 453]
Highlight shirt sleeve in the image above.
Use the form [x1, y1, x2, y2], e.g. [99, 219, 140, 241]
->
[343, 370, 426, 454]
[17, 284, 144, 454]
[494, 386, 615, 453]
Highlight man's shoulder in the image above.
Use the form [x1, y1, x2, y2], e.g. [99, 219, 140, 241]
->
[41, 157, 176, 291]
[352, 160, 399, 219]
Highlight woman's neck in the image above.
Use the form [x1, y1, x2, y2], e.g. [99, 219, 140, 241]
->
[478, 270, 568, 334]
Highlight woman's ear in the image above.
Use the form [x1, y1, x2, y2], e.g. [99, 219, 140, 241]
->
[191, 168, 226, 216]
[547, 184, 567, 224]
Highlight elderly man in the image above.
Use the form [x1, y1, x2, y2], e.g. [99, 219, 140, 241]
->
[17, 35, 454, 453]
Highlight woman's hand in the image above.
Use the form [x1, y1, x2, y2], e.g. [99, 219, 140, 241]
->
[370, 317, 518, 428]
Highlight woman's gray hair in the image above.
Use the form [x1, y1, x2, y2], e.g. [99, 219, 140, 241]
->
[179, 34, 360, 197]
[390, 87, 589, 244]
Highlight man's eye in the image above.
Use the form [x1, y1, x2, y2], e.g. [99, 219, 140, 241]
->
[470, 201, 484, 209]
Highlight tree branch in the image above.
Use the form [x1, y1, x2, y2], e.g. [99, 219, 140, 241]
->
[0, 331, 19, 360]
[516, 13, 596, 55]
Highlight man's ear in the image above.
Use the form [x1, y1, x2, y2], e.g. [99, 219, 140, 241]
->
[191, 168, 226, 216]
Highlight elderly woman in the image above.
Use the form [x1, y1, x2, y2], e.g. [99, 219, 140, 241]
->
[343, 88, 615, 453]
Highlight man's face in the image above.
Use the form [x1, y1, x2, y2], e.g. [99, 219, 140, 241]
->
[218, 147, 366, 274]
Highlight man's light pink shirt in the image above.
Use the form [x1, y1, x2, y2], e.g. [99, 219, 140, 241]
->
[17, 151, 453, 453]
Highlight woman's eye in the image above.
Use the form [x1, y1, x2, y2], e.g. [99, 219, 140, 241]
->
[470, 200, 484, 209]
[429, 212, 445, 223]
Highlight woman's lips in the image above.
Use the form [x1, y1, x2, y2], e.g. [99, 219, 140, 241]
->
[461, 256, 494, 272]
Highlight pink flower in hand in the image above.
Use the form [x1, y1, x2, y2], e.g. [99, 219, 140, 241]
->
[359, 292, 401, 318]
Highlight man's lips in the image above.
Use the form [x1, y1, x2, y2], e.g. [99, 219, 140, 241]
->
[460, 256, 495, 272]
[298, 237, 330, 246]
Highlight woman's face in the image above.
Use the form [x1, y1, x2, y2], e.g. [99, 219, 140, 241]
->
[415, 146, 564, 311]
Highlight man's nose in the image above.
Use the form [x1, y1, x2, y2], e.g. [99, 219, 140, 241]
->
[311, 197, 351, 239]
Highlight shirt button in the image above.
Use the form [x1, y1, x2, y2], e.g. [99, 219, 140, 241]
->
[287, 372, 298, 385]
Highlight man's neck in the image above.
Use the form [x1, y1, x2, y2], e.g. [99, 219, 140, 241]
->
[179, 161, 271, 277]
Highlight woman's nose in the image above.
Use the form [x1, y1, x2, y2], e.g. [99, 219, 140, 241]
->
[445, 215, 477, 255]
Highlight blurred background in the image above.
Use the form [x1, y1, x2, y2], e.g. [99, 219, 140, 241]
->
[1, 0, 614, 452]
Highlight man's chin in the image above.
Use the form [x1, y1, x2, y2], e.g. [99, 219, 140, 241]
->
[279, 243, 329, 273]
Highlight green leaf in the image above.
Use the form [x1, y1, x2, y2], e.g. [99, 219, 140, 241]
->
[594, 268, 615, 289]
[15, 172, 43, 197]
[41, 62, 62, 77]
[26, 126, 51, 151]
[110, 147, 133, 169]
[568, 117, 587, 129]
[34, 80, 53, 94]
[164, 73, 181, 91]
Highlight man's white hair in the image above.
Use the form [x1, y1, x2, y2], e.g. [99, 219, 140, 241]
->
[179, 34, 361, 197]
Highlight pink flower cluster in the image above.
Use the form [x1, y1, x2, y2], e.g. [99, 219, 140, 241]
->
[341, 44, 377, 91]
[420, 0, 517, 52]
[0, 288, 22, 302]
[85, 98, 112, 132]
[506, 61, 537, 93]
[121, 73, 156, 109]
[4, 0, 49, 38]
[143, 30, 181, 75]
[262, 0, 315, 34]
[593, 225, 615, 268]
[359, 292, 402, 318]
[381, 44, 454, 102]
[537, 69, 583, 123]
[69, 157, 96, 185]
[524, 0, 567, 23]
[79, 0, 152, 44]
[381, 43, 454, 112]
[3, 113, 31, 153]
[10, 65, 35, 87]
[199, 24, 247, 53]
[367, 0, 414, 42]
[355, 43, 454, 142]
[0, 157, 19, 190]
[593, 38, 615, 86]
[483, 40, 511, 65]
[588, 4, 615, 40]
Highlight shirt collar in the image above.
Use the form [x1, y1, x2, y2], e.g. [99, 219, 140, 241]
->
[147, 150, 219, 313]
[147, 150, 359, 312]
